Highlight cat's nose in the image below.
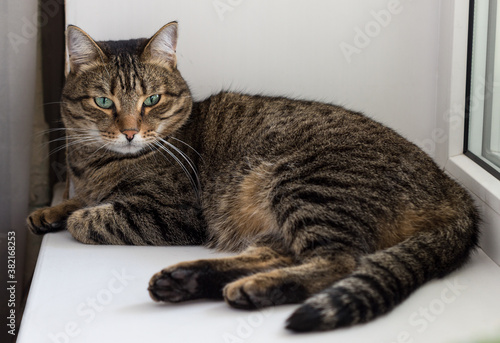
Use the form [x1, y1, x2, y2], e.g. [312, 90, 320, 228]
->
[122, 129, 139, 142]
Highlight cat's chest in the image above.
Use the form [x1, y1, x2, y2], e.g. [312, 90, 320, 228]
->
[68, 150, 177, 203]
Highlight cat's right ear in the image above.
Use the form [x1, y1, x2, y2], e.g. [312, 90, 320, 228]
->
[66, 25, 107, 74]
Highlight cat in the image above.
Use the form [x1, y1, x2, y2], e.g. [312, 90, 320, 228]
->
[27, 22, 480, 332]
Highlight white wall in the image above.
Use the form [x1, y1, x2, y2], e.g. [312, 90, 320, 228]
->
[66, 0, 441, 156]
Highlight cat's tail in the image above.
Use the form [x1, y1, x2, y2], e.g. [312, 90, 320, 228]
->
[285, 204, 480, 332]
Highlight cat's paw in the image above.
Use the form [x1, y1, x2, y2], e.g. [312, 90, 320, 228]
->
[148, 266, 202, 303]
[66, 209, 97, 244]
[66, 204, 119, 245]
[27, 207, 66, 235]
[223, 274, 287, 309]
[223, 272, 306, 310]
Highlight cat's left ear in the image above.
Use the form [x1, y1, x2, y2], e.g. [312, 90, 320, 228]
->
[142, 22, 178, 69]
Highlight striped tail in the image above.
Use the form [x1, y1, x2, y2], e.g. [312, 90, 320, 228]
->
[285, 212, 480, 332]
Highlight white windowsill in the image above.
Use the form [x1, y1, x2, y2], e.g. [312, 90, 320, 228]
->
[446, 154, 500, 266]
[446, 154, 500, 217]
[17, 231, 500, 343]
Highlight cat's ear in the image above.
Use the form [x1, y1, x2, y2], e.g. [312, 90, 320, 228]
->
[141, 22, 178, 69]
[66, 25, 107, 74]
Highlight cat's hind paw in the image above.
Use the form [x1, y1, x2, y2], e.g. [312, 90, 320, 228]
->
[223, 274, 294, 309]
[148, 267, 202, 303]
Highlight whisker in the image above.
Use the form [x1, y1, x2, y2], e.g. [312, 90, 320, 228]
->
[42, 137, 72, 147]
[149, 142, 170, 166]
[168, 135, 204, 161]
[89, 141, 113, 157]
[154, 140, 200, 199]
[158, 137, 201, 184]
[49, 128, 98, 132]
[161, 139, 201, 189]
[43, 134, 101, 148]
[35, 127, 100, 138]
[146, 142, 163, 166]
[158, 138, 197, 168]
[37, 102, 69, 111]
[46, 138, 97, 158]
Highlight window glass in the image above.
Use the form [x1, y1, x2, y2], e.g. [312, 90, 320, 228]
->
[467, 0, 500, 179]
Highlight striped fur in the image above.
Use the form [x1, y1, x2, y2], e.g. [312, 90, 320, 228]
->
[27, 22, 480, 332]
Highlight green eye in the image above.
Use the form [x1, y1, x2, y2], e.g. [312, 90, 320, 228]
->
[94, 97, 114, 109]
[143, 94, 161, 107]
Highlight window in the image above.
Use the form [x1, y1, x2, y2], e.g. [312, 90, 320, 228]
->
[466, 0, 500, 180]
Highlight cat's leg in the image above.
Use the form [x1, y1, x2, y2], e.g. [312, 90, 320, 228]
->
[148, 246, 294, 302]
[66, 203, 129, 245]
[66, 198, 205, 246]
[27, 198, 83, 234]
[222, 254, 357, 309]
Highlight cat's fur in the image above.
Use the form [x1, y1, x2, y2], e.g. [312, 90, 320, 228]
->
[27, 22, 480, 332]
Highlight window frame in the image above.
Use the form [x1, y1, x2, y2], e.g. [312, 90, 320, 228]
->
[464, 0, 500, 180]
[438, 0, 500, 266]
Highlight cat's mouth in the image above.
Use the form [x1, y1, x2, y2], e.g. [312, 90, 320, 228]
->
[107, 141, 146, 154]
[105, 133, 149, 155]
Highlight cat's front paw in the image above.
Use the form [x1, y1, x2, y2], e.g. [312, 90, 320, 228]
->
[27, 207, 66, 234]
[66, 204, 115, 245]
[148, 265, 203, 303]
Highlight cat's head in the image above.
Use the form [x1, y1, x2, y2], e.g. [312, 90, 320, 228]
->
[62, 22, 192, 155]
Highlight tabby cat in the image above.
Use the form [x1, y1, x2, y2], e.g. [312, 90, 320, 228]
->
[27, 22, 480, 332]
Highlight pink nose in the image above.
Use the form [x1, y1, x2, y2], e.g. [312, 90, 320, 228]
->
[122, 129, 138, 142]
